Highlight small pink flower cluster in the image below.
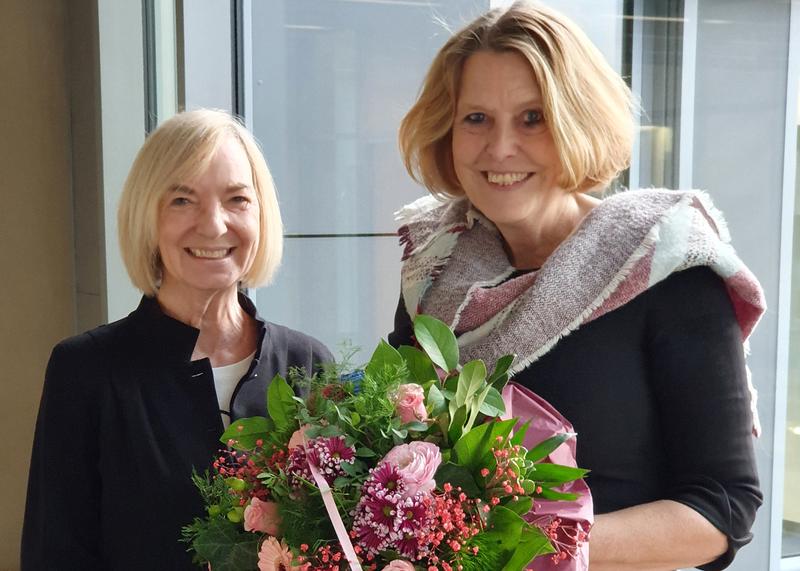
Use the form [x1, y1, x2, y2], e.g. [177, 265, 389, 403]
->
[287, 435, 356, 487]
[532, 515, 589, 565]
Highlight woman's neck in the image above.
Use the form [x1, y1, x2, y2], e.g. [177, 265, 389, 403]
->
[499, 191, 601, 270]
[156, 283, 256, 366]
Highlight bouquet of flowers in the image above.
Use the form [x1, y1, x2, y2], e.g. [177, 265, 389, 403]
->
[183, 315, 591, 570]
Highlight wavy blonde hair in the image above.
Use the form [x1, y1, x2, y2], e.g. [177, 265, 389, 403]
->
[399, 1, 635, 196]
[118, 109, 283, 296]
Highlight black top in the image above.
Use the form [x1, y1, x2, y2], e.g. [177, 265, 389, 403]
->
[389, 267, 761, 571]
[22, 294, 333, 571]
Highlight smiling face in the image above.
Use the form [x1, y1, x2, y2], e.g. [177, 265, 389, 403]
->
[451, 50, 566, 235]
[157, 135, 260, 298]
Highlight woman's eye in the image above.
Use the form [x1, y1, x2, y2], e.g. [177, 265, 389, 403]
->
[523, 110, 544, 126]
[230, 196, 251, 206]
[464, 112, 486, 125]
[170, 196, 191, 206]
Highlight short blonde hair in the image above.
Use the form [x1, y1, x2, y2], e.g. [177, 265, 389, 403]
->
[399, 1, 635, 196]
[118, 109, 283, 296]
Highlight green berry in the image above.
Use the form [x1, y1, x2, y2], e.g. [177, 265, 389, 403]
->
[226, 507, 244, 523]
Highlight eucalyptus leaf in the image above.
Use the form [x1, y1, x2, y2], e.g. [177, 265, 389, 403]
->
[525, 433, 576, 463]
[413, 314, 459, 372]
[398, 345, 438, 384]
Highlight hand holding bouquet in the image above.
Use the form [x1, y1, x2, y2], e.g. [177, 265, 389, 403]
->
[183, 316, 591, 570]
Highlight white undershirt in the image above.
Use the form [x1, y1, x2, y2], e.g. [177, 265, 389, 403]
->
[212, 351, 256, 429]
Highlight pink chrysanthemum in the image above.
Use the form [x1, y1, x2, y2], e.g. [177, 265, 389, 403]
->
[287, 435, 356, 487]
[258, 536, 307, 571]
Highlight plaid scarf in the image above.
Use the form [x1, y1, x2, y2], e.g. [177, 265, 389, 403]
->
[397, 189, 766, 434]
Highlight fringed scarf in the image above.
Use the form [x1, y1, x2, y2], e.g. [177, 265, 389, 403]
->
[397, 189, 766, 435]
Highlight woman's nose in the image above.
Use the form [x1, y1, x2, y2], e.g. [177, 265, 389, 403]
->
[486, 123, 519, 161]
[195, 203, 227, 237]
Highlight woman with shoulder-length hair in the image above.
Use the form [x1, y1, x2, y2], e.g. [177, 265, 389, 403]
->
[390, 2, 764, 570]
[22, 109, 332, 570]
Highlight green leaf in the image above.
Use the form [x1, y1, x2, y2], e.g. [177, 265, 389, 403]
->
[464, 385, 492, 434]
[365, 340, 405, 379]
[483, 506, 525, 552]
[402, 420, 429, 432]
[413, 314, 459, 372]
[509, 420, 531, 447]
[267, 374, 297, 429]
[503, 496, 533, 516]
[488, 354, 515, 387]
[453, 418, 516, 472]
[398, 345, 438, 384]
[447, 405, 468, 443]
[528, 463, 589, 485]
[538, 488, 579, 501]
[525, 433, 576, 463]
[478, 385, 506, 418]
[219, 416, 271, 449]
[427, 384, 447, 417]
[499, 524, 555, 571]
[456, 360, 487, 407]
[356, 446, 377, 457]
[434, 462, 482, 497]
[191, 518, 260, 571]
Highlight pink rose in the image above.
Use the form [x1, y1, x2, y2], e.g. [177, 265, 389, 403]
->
[244, 497, 281, 535]
[395, 383, 427, 424]
[288, 424, 312, 450]
[381, 561, 415, 571]
[382, 441, 441, 495]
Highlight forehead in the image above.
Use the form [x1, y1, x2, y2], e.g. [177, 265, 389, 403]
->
[457, 50, 543, 105]
[180, 135, 253, 187]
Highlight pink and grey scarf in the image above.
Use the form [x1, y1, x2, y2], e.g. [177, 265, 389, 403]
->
[397, 189, 766, 434]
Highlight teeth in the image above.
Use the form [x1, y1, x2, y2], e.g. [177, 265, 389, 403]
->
[188, 248, 230, 259]
[487, 172, 530, 186]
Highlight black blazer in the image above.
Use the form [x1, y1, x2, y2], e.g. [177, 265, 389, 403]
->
[22, 294, 332, 570]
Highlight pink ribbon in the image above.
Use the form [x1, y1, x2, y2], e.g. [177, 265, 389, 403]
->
[303, 437, 363, 570]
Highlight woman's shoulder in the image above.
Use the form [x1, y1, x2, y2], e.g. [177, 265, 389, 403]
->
[262, 321, 334, 363]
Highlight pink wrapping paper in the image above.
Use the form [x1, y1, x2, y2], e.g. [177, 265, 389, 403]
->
[502, 382, 593, 570]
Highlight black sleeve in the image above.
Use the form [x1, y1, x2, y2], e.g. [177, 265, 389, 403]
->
[646, 267, 762, 571]
[22, 338, 104, 569]
[387, 294, 414, 348]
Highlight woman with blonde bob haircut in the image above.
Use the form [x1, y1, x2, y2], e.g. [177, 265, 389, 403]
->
[119, 108, 283, 295]
[390, 2, 763, 570]
[23, 109, 332, 570]
[399, 1, 634, 197]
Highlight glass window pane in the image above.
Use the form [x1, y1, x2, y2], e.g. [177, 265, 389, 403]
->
[249, 1, 490, 355]
[785, 88, 800, 559]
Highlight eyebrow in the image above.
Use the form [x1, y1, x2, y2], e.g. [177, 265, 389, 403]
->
[169, 182, 252, 194]
[456, 98, 543, 110]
